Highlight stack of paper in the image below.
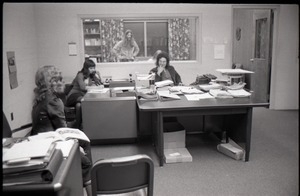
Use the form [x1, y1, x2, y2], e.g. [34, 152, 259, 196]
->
[199, 83, 222, 91]
[157, 90, 181, 100]
[185, 93, 214, 101]
[155, 80, 174, 88]
[227, 89, 251, 97]
[209, 89, 233, 99]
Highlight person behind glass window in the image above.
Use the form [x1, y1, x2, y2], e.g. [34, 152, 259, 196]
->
[149, 51, 183, 86]
[147, 50, 162, 63]
[66, 59, 102, 107]
[112, 29, 140, 62]
[31, 65, 92, 196]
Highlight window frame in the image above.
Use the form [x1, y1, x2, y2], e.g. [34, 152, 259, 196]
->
[78, 13, 201, 66]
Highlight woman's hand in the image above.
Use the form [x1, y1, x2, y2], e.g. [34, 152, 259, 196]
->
[157, 66, 164, 76]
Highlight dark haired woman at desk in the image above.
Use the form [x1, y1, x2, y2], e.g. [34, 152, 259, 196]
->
[66, 59, 102, 107]
[149, 51, 183, 86]
[31, 65, 92, 196]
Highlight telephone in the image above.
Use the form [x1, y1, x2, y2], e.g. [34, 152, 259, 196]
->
[190, 74, 217, 85]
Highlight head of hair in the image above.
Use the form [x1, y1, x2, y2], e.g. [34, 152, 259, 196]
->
[155, 51, 170, 67]
[33, 65, 63, 104]
[81, 59, 96, 78]
[122, 29, 135, 47]
[152, 50, 162, 60]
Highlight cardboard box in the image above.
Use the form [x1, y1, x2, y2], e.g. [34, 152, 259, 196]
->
[164, 148, 193, 163]
[163, 122, 186, 149]
[217, 142, 244, 160]
[164, 130, 185, 149]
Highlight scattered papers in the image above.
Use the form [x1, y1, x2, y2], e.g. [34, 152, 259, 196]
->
[169, 86, 203, 94]
[199, 83, 222, 91]
[227, 89, 251, 97]
[224, 82, 246, 90]
[155, 80, 174, 88]
[87, 88, 110, 93]
[3, 139, 54, 162]
[29, 128, 90, 142]
[136, 73, 155, 80]
[111, 86, 135, 92]
[157, 90, 181, 100]
[216, 69, 254, 75]
[209, 89, 233, 99]
[185, 93, 214, 101]
[55, 140, 75, 157]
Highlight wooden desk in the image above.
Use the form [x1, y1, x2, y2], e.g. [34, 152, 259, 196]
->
[137, 95, 269, 166]
[3, 142, 83, 196]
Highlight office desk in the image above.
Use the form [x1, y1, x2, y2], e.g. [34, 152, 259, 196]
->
[137, 95, 269, 166]
[3, 142, 83, 196]
[82, 91, 137, 144]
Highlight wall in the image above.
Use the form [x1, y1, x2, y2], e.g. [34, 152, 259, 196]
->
[33, 3, 232, 84]
[2, 3, 38, 130]
[270, 5, 299, 110]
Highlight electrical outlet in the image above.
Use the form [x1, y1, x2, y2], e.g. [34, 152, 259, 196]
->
[11, 112, 14, 121]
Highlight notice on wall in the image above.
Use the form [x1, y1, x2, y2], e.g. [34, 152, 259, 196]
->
[68, 42, 77, 56]
[6, 51, 18, 89]
[214, 44, 225, 60]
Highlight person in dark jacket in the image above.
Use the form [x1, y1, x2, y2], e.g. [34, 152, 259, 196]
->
[31, 65, 92, 196]
[66, 59, 102, 107]
[149, 51, 183, 86]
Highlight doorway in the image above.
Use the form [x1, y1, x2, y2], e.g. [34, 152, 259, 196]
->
[232, 7, 274, 103]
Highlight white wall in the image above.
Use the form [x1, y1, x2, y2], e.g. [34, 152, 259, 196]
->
[270, 5, 299, 110]
[33, 3, 232, 84]
[3, 3, 38, 130]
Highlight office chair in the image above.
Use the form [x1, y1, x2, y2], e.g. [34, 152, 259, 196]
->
[60, 83, 82, 129]
[91, 154, 154, 196]
[3, 111, 12, 138]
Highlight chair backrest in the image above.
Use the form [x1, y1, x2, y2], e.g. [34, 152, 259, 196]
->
[3, 111, 12, 138]
[91, 154, 154, 196]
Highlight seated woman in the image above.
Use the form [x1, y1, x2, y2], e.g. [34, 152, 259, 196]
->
[149, 51, 183, 86]
[31, 65, 92, 196]
[66, 59, 102, 107]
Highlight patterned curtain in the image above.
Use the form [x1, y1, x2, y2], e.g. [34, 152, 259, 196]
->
[168, 18, 191, 61]
[100, 19, 124, 62]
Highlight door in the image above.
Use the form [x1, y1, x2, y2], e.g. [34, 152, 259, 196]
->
[233, 8, 273, 103]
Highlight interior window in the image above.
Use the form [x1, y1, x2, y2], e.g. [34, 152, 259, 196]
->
[82, 16, 198, 63]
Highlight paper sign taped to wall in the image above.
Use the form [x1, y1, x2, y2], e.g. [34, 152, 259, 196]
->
[214, 44, 225, 59]
[6, 51, 18, 89]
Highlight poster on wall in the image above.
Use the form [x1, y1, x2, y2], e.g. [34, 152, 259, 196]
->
[6, 51, 18, 89]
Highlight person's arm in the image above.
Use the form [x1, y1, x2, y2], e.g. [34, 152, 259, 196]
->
[174, 68, 183, 86]
[76, 73, 88, 91]
[47, 96, 67, 129]
[112, 41, 123, 60]
[132, 41, 140, 58]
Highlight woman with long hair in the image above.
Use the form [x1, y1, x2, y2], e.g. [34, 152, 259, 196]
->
[66, 59, 102, 107]
[149, 51, 183, 86]
[112, 29, 140, 62]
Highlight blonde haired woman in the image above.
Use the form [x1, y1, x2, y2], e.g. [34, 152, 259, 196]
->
[31, 65, 66, 135]
[31, 65, 92, 196]
[112, 29, 140, 62]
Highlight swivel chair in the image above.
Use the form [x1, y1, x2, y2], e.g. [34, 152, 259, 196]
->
[91, 154, 154, 196]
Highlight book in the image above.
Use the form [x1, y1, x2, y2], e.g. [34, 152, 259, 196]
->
[3, 138, 55, 163]
[28, 128, 90, 143]
[3, 142, 57, 174]
[3, 149, 64, 185]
